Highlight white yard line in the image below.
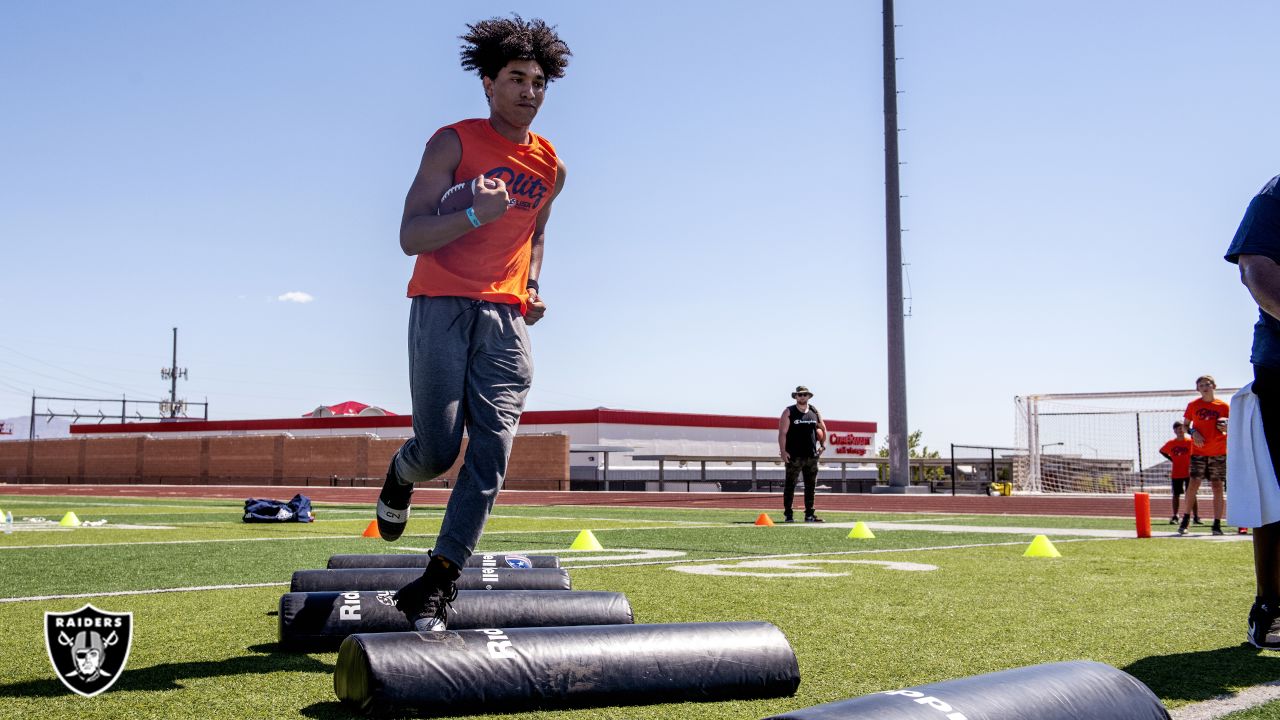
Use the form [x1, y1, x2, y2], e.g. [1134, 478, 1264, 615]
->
[0, 539, 1107, 603]
[868, 515, 985, 524]
[853, 521, 1142, 538]
[357, 509, 717, 525]
[812, 521, 1252, 541]
[560, 537, 1113, 569]
[0, 500, 229, 510]
[480, 524, 722, 536]
[487, 513, 715, 525]
[1170, 681, 1280, 719]
[0, 535, 354, 551]
[0, 522, 722, 551]
[0, 582, 287, 604]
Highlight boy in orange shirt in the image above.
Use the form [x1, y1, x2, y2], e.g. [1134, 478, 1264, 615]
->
[1178, 375, 1229, 536]
[1159, 421, 1197, 524]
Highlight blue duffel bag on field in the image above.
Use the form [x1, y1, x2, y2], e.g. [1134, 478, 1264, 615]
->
[243, 494, 314, 523]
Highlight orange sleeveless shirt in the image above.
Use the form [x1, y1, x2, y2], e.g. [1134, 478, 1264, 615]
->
[406, 119, 559, 313]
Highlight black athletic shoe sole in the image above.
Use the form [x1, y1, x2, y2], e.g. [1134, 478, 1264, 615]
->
[1248, 617, 1280, 650]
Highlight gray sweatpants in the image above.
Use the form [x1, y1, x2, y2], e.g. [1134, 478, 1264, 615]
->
[393, 295, 533, 566]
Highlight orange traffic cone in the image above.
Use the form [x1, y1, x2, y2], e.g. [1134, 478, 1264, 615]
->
[755, 513, 775, 527]
[362, 520, 381, 538]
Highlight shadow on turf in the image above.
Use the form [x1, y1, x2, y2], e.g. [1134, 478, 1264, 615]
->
[300, 696, 771, 720]
[1124, 644, 1280, 702]
[302, 702, 378, 719]
[0, 643, 333, 699]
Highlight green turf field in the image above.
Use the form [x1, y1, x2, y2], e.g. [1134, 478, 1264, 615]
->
[0, 493, 1276, 719]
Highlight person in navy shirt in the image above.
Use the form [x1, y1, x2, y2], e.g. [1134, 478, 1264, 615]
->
[1225, 174, 1280, 649]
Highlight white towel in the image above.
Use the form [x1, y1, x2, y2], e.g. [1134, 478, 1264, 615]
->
[1227, 383, 1280, 528]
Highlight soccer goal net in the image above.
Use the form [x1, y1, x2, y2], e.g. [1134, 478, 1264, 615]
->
[1013, 389, 1237, 494]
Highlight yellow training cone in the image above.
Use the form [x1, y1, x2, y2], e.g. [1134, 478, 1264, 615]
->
[1024, 534, 1061, 558]
[570, 529, 604, 551]
[59, 511, 81, 527]
[847, 521, 875, 539]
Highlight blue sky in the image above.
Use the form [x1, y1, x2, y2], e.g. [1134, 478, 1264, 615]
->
[2, 1, 1278, 449]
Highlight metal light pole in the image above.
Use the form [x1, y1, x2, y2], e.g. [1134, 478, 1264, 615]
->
[160, 327, 188, 418]
[883, 0, 909, 489]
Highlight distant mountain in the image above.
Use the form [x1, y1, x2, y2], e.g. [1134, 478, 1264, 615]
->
[0, 416, 72, 440]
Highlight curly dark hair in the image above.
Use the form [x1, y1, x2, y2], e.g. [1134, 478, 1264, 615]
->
[459, 14, 571, 82]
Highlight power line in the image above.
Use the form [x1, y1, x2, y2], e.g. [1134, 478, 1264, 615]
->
[0, 358, 152, 398]
[0, 345, 158, 397]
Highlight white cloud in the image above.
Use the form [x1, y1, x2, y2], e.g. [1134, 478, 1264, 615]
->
[277, 291, 315, 304]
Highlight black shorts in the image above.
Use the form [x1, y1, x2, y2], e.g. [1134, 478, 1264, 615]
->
[1190, 455, 1225, 483]
[1256, 363, 1280, 487]
[1171, 478, 1188, 494]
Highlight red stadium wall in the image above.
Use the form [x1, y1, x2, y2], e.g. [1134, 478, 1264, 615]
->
[0, 434, 570, 490]
[142, 437, 203, 480]
[31, 439, 84, 480]
[0, 441, 26, 481]
[206, 436, 281, 483]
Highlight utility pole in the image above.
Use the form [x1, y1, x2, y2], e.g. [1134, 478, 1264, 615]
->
[159, 327, 188, 418]
[882, 0, 910, 490]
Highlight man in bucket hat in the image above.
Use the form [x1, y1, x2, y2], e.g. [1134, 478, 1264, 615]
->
[778, 386, 829, 522]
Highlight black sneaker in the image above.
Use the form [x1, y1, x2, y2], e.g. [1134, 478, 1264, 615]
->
[1193, 517, 1205, 525]
[376, 461, 413, 542]
[1212, 523, 1225, 536]
[1248, 601, 1280, 650]
[783, 514, 795, 523]
[1177, 516, 1190, 536]
[393, 554, 460, 632]
[1168, 516, 1179, 525]
[804, 514, 824, 523]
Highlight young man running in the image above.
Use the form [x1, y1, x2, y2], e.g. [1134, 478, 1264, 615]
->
[778, 386, 829, 523]
[375, 15, 570, 631]
[1179, 375, 1229, 536]
[1159, 421, 1196, 524]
